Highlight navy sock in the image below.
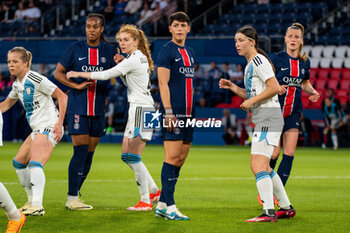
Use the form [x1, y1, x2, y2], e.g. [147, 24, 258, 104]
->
[68, 145, 89, 196]
[270, 158, 278, 170]
[277, 154, 294, 186]
[175, 166, 181, 185]
[160, 162, 177, 206]
[78, 151, 94, 192]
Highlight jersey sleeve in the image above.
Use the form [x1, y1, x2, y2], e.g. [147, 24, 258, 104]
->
[157, 46, 172, 69]
[8, 86, 19, 100]
[58, 43, 75, 70]
[304, 58, 311, 80]
[38, 77, 58, 96]
[91, 64, 123, 80]
[254, 55, 275, 82]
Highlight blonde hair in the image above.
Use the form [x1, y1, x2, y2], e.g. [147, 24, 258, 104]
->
[8, 46, 32, 68]
[286, 22, 307, 62]
[116, 24, 154, 72]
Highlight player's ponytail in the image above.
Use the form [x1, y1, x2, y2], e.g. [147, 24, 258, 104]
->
[117, 24, 154, 73]
[237, 25, 275, 73]
[8, 46, 32, 69]
[286, 22, 308, 63]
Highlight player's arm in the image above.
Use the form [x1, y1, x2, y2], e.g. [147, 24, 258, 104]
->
[219, 79, 248, 99]
[158, 67, 176, 132]
[67, 65, 123, 81]
[240, 77, 280, 111]
[302, 80, 319, 102]
[54, 63, 93, 90]
[51, 87, 68, 141]
[0, 97, 18, 113]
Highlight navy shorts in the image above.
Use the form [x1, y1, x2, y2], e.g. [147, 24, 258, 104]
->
[162, 117, 194, 142]
[68, 114, 106, 137]
[283, 111, 301, 133]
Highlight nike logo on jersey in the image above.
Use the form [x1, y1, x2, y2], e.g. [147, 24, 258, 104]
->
[79, 57, 87, 61]
[175, 58, 181, 62]
[281, 67, 289, 71]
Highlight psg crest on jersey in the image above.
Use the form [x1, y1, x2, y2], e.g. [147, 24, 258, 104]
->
[101, 57, 106, 63]
[301, 69, 305, 74]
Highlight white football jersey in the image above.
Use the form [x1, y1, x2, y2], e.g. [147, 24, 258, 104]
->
[244, 54, 283, 128]
[91, 50, 154, 106]
[8, 70, 59, 130]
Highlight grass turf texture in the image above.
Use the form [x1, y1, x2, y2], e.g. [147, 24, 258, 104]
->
[1, 142, 349, 233]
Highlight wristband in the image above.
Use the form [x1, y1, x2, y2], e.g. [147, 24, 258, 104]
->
[165, 109, 173, 114]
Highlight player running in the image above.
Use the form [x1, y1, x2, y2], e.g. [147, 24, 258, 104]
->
[67, 24, 161, 211]
[154, 11, 194, 221]
[220, 25, 295, 222]
[54, 13, 117, 210]
[269, 23, 320, 186]
[1, 111, 26, 233]
[0, 47, 67, 216]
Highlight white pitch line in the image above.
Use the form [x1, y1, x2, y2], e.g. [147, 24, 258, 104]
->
[2, 176, 350, 185]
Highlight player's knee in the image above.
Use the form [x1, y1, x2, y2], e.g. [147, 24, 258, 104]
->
[121, 153, 129, 163]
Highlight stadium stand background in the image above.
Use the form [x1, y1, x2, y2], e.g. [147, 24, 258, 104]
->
[0, 0, 349, 146]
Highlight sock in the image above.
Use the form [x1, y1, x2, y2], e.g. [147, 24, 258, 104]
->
[29, 161, 45, 207]
[160, 162, 177, 206]
[146, 168, 159, 194]
[269, 158, 278, 170]
[78, 151, 94, 191]
[277, 154, 294, 186]
[156, 201, 167, 210]
[0, 182, 21, 221]
[255, 171, 274, 210]
[331, 133, 338, 148]
[13, 159, 32, 203]
[166, 204, 176, 214]
[128, 153, 150, 204]
[269, 170, 291, 209]
[68, 145, 88, 196]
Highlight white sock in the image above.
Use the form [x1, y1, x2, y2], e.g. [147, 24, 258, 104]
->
[0, 182, 21, 221]
[166, 204, 176, 214]
[30, 167, 45, 207]
[255, 171, 274, 210]
[270, 171, 291, 209]
[67, 195, 78, 201]
[156, 201, 167, 209]
[145, 168, 159, 194]
[16, 168, 32, 204]
[129, 162, 150, 204]
[331, 133, 338, 148]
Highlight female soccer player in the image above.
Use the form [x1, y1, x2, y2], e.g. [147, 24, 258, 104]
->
[0, 47, 67, 216]
[1, 111, 26, 232]
[269, 23, 320, 185]
[54, 13, 117, 210]
[154, 11, 194, 221]
[220, 25, 295, 222]
[67, 24, 160, 211]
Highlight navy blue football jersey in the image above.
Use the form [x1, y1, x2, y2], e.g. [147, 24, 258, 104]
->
[270, 51, 310, 118]
[157, 41, 195, 116]
[59, 40, 117, 116]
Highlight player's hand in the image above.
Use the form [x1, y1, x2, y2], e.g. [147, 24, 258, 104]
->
[279, 85, 289, 95]
[164, 114, 178, 132]
[309, 91, 320, 102]
[114, 48, 125, 64]
[219, 79, 233, 89]
[240, 99, 254, 112]
[74, 80, 95, 90]
[66, 71, 81, 79]
[53, 123, 62, 142]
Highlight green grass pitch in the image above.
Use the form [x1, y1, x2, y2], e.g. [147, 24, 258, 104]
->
[1, 142, 350, 232]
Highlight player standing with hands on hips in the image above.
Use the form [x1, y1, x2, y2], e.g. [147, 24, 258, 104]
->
[67, 24, 161, 211]
[220, 26, 295, 222]
[0, 47, 67, 217]
[154, 12, 195, 221]
[54, 13, 118, 210]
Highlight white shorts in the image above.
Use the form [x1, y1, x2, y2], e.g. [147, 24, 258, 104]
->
[124, 104, 154, 141]
[31, 126, 64, 147]
[251, 130, 282, 158]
